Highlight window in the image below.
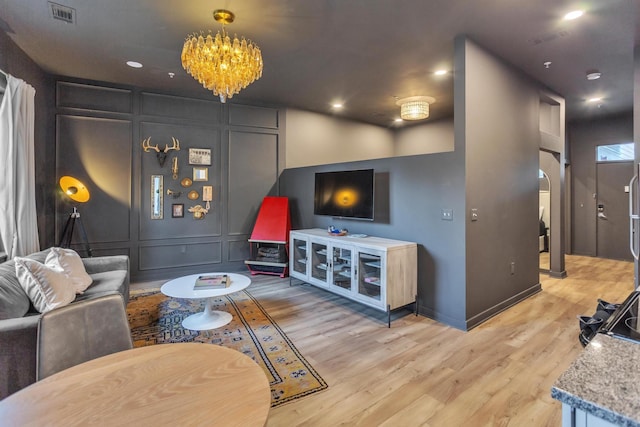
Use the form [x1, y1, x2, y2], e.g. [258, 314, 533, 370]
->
[596, 143, 634, 162]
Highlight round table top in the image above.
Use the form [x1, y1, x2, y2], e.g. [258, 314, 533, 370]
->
[160, 272, 251, 299]
[0, 343, 271, 426]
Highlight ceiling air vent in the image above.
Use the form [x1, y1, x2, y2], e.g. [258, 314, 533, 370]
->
[48, 2, 76, 24]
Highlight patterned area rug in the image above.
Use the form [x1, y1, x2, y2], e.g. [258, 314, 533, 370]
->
[126, 288, 327, 407]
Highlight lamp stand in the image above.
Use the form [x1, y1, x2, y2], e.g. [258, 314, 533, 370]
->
[59, 207, 92, 257]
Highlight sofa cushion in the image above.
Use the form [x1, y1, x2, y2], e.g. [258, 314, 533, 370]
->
[82, 270, 128, 298]
[46, 248, 92, 294]
[0, 259, 30, 320]
[14, 258, 76, 314]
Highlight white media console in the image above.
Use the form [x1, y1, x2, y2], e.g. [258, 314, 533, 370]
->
[289, 228, 417, 326]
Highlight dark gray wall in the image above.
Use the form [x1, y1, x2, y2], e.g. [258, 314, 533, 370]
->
[0, 30, 55, 249]
[55, 80, 285, 281]
[460, 38, 541, 328]
[280, 151, 467, 328]
[569, 113, 634, 256]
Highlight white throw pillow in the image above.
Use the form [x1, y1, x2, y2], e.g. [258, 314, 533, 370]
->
[46, 247, 93, 294]
[15, 257, 76, 314]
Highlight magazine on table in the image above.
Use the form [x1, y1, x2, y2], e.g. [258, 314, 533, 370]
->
[193, 274, 230, 290]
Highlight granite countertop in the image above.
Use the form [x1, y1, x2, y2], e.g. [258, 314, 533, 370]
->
[552, 333, 640, 427]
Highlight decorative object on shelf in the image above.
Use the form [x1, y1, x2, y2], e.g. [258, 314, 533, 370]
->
[151, 175, 163, 220]
[58, 175, 92, 256]
[141, 137, 180, 167]
[171, 156, 179, 179]
[202, 185, 213, 210]
[166, 188, 181, 198]
[187, 190, 199, 200]
[188, 148, 211, 166]
[396, 96, 436, 120]
[180, 177, 193, 188]
[172, 203, 184, 218]
[327, 225, 348, 236]
[181, 9, 263, 103]
[193, 167, 208, 181]
[188, 204, 209, 219]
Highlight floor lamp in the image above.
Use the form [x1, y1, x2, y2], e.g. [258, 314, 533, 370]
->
[59, 175, 92, 257]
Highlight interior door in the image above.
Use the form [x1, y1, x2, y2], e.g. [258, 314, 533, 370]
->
[596, 161, 634, 260]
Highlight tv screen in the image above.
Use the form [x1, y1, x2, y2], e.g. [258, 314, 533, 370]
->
[314, 169, 374, 220]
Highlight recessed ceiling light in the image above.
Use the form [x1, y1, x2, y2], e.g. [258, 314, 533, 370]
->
[332, 103, 343, 109]
[543, 61, 552, 69]
[394, 118, 403, 122]
[586, 71, 602, 80]
[587, 97, 602, 103]
[434, 69, 447, 76]
[168, 72, 175, 79]
[126, 61, 143, 68]
[563, 10, 583, 20]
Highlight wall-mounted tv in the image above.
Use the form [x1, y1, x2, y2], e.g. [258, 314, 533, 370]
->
[314, 169, 374, 220]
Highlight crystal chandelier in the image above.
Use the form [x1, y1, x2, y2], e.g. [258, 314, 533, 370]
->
[181, 9, 263, 103]
[396, 96, 436, 120]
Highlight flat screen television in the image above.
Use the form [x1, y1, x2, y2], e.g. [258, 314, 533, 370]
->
[314, 169, 374, 220]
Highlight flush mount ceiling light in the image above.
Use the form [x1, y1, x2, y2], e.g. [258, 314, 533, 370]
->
[396, 96, 436, 121]
[181, 9, 263, 103]
[563, 10, 584, 20]
[126, 61, 143, 68]
[586, 71, 602, 80]
[587, 97, 602, 103]
[434, 69, 447, 76]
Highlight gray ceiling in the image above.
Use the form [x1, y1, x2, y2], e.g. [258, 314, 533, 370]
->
[0, 0, 636, 127]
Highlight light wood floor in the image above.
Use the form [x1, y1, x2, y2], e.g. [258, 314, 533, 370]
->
[132, 255, 635, 426]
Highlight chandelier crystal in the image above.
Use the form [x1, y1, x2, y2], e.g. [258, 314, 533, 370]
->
[181, 9, 263, 103]
[396, 96, 436, 121]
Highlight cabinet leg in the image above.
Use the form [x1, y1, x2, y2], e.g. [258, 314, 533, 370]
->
[387, 305, 391, 328]
[415, 294, 418, 317]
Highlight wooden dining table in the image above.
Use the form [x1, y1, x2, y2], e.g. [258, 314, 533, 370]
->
[0, 343, 271, 426]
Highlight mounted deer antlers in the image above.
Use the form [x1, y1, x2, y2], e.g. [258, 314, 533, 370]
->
[141, 137, 180, 167]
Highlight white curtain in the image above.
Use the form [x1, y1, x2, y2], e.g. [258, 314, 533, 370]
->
[0, 71, 40, 258]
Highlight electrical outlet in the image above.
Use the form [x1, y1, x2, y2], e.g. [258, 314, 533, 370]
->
[471, 208, 478, 221]
[441, 208, 453, 221]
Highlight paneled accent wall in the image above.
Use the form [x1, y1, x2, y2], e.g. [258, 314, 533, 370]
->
[55, 81, 284, 281]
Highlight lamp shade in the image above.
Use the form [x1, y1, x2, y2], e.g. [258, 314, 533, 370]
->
[59, 176, 90, 203]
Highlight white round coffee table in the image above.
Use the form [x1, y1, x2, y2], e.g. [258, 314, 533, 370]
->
[160, 273, 251, 330]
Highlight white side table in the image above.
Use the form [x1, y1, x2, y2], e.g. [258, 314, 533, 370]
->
[160, 273, 251, 330]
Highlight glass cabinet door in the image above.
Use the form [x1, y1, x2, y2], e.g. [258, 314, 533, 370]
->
[357, 251, 383, 304]
[330, 245, 353, 292]
[311, 241, 329, 285]
[292, 237, 308, 275]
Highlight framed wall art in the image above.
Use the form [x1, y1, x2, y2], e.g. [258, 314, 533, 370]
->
[193, 167, 208, 181]
[188, 148, 211, 166]
[172, 203, 184, 218]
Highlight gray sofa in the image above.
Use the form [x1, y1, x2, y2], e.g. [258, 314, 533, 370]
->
[0, 248, 130, 399]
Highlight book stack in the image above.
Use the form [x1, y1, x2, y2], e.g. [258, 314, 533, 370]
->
[193, 274, 230, 290]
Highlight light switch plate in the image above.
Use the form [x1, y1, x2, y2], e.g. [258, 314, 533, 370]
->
[471, 208, 478, 221]
[441, 208, 453, 221]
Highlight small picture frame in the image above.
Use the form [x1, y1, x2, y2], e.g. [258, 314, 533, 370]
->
[172, 203, 184, 218]
[193, 167, 208, 181]
[188, 148, 211, 166]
